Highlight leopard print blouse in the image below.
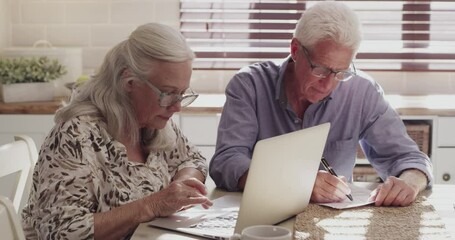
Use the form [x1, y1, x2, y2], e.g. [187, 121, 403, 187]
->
[21, 115, 208, 239]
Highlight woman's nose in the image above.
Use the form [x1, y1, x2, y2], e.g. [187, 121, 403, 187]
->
[166, 101, 182, 113]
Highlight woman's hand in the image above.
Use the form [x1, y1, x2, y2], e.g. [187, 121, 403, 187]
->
[144, 178, 213, 219]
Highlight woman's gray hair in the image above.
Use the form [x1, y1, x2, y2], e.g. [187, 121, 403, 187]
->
[55, 23, 195, 150]
[294, 1, 362, 52]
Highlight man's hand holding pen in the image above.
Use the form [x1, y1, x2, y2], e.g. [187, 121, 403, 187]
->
[310, 157, 353, 203]
[321, 157, 354, 201]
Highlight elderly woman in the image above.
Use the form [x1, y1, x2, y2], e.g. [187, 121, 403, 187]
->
[22, 23, 212, 239]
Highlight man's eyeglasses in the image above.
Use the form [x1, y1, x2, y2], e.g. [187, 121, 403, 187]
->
[300, 44, 357, 82]
[141, 79, 199, 107]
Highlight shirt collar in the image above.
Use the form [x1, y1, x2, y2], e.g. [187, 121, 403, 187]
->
[275, 55, 292, 106]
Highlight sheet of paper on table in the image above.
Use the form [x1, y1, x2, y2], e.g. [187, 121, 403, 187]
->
[317, 183, 375, 209]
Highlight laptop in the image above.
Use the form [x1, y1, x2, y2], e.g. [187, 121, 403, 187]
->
[148, 122, 331, 239]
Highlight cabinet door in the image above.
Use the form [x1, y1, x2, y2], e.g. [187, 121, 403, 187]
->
[433, 148, 455, 184]
[437, 117, 455, 147]
[0, 114, 54, 149]
[171, 114, 180, 127]
[198, 146, 216, 163]
[180, 114, 220, 145]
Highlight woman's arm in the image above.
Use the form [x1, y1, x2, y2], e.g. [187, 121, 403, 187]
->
[173, 167, 205, 183]
[94, 178, 212, 240]
[94, 199, 148, 239]
[166, 120, 209, 183]
[94, 123, 212, 239]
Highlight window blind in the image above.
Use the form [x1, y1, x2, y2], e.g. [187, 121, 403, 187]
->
[180, 0, 455, 71]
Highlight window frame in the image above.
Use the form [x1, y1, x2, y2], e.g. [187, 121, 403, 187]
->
[180, 0, 455, 72]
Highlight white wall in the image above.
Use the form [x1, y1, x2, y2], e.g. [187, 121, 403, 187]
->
[4, 0, 455, 95]
[187, 70, 455, 96]
[0, 0, 9, 49]
[9, 0, 179, 74]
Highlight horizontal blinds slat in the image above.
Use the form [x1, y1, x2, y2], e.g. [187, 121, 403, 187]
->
[181, 2, 305, 10]
[180, 22, 297, 30]
[182, 32, 450, 41]
[192, 60, 455, 71]
[181, 0, 455, 71]
[181, 12, 303, 20]
[193, 52, 455, 60]
[184, 40, 453, 52]
[182, 32, 294, 40]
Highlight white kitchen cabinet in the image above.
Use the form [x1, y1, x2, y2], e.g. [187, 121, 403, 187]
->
[171, 114, 180, 127]
[178, 113, 221, 161]
[437, 117, 455, 147]
[2, 112, 454, 185]
[433, 117, 455, 184]
[0, 114, 54, 150]
[0, 113, 218, 161]
[179, 114, 450, 185]
[433, 148, 455, 184]
[179, 113, 221, 145]
[198, 146, 216, 163]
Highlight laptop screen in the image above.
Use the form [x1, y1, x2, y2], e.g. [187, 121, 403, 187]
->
[148, 122, 331, 239]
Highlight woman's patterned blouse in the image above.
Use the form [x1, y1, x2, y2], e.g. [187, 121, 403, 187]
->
[21, 115, 207, 239]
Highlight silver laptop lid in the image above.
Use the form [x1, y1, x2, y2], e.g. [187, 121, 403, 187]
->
[234, 122, 330, 233]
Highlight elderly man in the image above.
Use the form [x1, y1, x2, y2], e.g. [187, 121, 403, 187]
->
[210, 1, 432, 207]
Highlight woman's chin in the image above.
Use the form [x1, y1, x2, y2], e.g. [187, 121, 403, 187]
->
[147, 118, 169, 130]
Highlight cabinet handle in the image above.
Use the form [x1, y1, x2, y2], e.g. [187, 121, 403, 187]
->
[442, 173, 451, 182]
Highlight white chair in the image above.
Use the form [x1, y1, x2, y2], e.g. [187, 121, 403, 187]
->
[0, 135, 38, 213]
[0, 195, 26, 240]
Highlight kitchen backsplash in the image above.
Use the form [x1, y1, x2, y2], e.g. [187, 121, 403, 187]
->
[8, 0, 178, 74]
[3, 0, 455, 95]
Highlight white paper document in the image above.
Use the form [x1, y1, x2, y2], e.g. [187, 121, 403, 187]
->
[318, 184, 375, 209]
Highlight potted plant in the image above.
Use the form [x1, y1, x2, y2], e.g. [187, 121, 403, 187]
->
[0, 56, 67, 103]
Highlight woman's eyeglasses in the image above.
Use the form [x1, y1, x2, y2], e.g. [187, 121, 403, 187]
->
[141, 79, 198, 107]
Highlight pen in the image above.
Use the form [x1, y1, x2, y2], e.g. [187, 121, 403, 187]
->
[320, 157, 354, 201]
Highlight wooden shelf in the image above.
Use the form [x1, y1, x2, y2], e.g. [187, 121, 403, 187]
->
[0, 99, 66, 114]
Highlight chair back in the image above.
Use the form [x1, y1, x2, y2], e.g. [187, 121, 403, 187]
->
[0, 135, 38, 212]
[0, 195, 26, 240]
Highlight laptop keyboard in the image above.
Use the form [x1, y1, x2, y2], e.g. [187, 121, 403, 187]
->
[192, 211, 238, 234]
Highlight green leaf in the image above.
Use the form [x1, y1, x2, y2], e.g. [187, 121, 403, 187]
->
[0, 56, 67, 84]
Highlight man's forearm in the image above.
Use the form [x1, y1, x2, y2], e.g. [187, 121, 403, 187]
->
[237, 171, 249, 190]
[399, 169, 428, 192]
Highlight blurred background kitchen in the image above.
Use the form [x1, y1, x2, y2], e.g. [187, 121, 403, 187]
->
[1, 0, 455, 95]
[1, 0, 455, 184]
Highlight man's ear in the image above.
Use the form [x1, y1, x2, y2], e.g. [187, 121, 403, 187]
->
[290, 38, 300, 62]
